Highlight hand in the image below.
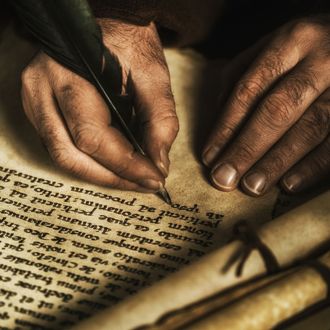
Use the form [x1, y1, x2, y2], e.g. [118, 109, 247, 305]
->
[202, 16, 330, 196]
[21, 19, 178, 192]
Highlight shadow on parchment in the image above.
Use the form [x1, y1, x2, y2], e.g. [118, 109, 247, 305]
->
[0, 24, 236, 326]
[0, 15, 329, 329]
[0, 20, 49, 168]
[189, 57, 228, 182]
[188, 51, 329, 217]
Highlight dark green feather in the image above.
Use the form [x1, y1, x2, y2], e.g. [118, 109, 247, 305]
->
[11, 0, 141, 151]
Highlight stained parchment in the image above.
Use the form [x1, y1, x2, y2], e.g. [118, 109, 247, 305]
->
[0, 23, 278, 329]
[0, 22, 328, 330]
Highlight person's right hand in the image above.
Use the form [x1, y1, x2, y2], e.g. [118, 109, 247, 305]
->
[21, 19, 179, 192]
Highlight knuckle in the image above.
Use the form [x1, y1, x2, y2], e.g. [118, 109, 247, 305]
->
[233, 79, 263, 109]
[21, 67, 31, 84]
[236, 142, 256, 163]
[136, 32, 167, 69]
[107, 177, 122, 190]
[145, 111, 178, 127]
[21, 66, 38, 88]
[286, 73, 318, 105]
[259, 95, 292, 129]
[141, 106, 179, 138]
[301, 105, 330, 142]
[114, 159, 132, 177]
[36, 121, 66, 164]
[50, 146, 87, 177]
[49, 145, 71, 168]
[58, 84, 78, 100]
[168, 116, 180, 137]
[213, 122, 236, 143]
[34, 111, 54, 138]
[271, 154, 286, 171]
[162, 113, 179, 135]
[73, 124, 103, 155]
[258, 49, 286, 78]
[68, 163, 89, 180]
[263, 153, 286, 177]
[289, 20, 325, 40]
[111, 148, 139, 177]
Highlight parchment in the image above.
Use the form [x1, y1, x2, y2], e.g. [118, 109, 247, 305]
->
[0, 23, 278, 329]
[185, 251, 330, 330]
[0, 22, 328, 330]
[72, 191, 330, 330]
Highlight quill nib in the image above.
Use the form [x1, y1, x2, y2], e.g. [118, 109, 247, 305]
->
[158, 184, 172, 205]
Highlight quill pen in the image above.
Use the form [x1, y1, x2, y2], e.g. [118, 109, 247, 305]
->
[10, 0, 171, 204]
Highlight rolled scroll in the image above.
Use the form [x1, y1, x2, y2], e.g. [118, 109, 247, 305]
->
[186, 251, 330, 330]
[73, 191, 330, 330]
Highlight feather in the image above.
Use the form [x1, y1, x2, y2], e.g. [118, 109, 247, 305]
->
[10, 0, 143, 153]
[11, 0, 173, 204]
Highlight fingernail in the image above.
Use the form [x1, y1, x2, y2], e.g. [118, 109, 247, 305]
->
[282, 174, 302, 193]
[139, 179, 161, 191]
[211, 163, 238, 191]
[242, 171, 267, 196]
[158, 148, 170, 177]
[202, 146, 220, 166]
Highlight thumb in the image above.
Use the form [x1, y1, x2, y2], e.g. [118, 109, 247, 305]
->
[131, 67, 179, 177]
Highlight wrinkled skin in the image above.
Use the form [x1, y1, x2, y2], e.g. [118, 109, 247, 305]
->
[21, 19, 179, 192]
[202, 16, 330, 196]
[21, 16, 330, 196]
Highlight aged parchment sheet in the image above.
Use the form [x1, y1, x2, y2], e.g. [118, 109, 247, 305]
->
[0, 23, 277, 330]
[0, 23, 328, 330]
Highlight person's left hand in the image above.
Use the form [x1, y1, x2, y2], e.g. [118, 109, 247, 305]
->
[202, 16, 330, 196]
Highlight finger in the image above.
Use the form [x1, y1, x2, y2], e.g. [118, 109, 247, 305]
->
[102, 20, 178, 177]
[202, 32, 304, 166]
[241, 92, 330, 196]
[211, 59, 328, 192]
[21, 70, 151, 192]
[50, 66, 165, 190]
[281, 135, 330, 193]
[215, 36, 271, 109]
[131, 63, 179, 177]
